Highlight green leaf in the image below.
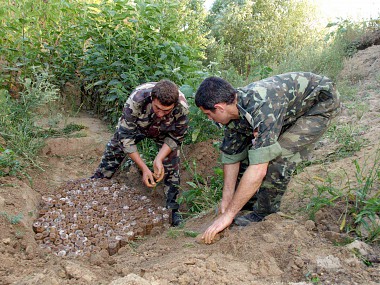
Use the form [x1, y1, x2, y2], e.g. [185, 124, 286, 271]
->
[180, 85, 194, 98]
[93, 80, 107, 86]
[107, 79, 121, 86]
[105, 94, 119, 101]
[186, 181, 198, 188]
[191, 128, 201, 143]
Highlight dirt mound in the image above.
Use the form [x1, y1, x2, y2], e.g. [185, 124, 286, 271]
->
[339, 44, 380, 83]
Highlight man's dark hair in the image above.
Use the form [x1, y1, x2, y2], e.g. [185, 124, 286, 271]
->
[195, 76, 236, 110]
[151, 79, 179, 106]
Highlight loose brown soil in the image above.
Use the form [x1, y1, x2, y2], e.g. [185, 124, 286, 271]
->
[1, 45, 380, 285]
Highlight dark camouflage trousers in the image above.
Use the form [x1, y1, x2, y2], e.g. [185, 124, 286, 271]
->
[94, 133, 181, 210]
[241, 100, 340, 215]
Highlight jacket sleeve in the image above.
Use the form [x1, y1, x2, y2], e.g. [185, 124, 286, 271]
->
[164, 107, 189, 150]
[116, 96, 140, 154]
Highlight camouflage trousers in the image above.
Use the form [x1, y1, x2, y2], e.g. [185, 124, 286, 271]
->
[93, 133, 181, 210]
[241, 105, 340, 215]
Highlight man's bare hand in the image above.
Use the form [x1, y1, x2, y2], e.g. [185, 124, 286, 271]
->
[142, 169, 156, 188]
[201, 212, 234, 244]
[153, 160, 165, 182]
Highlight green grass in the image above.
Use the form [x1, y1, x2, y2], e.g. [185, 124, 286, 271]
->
[336, 81, 359, 101]
[0, 67, 59, 172]
[166, 228, 183, 239]
[166, 226, 200, 239]
[0, 67, 85, 176]
[326, 123, 367, 158]
[304, 150, 380, 243]
[295, 121, 367, 174]
[36, 123, 86, 138]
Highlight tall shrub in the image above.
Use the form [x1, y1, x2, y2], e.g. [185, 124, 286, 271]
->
[79, 0, 208, 123]
[0, 0, 85, 87]
[206, 0, 316, 77]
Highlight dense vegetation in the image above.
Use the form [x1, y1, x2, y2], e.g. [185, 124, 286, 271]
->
[0, 0, 379, 243]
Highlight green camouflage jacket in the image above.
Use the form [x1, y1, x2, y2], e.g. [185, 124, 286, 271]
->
[221, 72, 340, 165]
[116, 82, 189, 154]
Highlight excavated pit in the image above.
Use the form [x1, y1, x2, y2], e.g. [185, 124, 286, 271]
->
[32, 178, 170, 256]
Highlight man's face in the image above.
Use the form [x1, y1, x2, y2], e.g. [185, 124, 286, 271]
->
[200, 106, 230, 125]
[152, 98, 175, 118]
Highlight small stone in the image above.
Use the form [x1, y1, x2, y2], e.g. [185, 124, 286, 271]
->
[195, 233, 222, 244]
[109, 274, 151, 285]
[346, 240, 374, 257]
[294, 257, 304, 268]
[316, 255, 342, 270]
[304, 220, 316, 231]
[25, 245, 35, 259]
[89, 252, 104, 266]
[206, 260, 218, 272]
[2, 238, 11, 245]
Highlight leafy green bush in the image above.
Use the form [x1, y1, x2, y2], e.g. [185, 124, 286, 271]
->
[0, 0, 85, 86]
[79, 0, 207, 124]
[0, 66, 59, 168]
[179, 161, 223, 214]
[180, 84, 223, 144]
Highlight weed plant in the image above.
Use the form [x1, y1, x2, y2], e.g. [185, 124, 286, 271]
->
[178, 160, 223, 214]
[36, 123, 86, 139]
[326, 123, 367, 158]
[0, 212, 23, 225]
[166, 227, 199, 239]
[0, 147, 23, 177]
[295, 121, 367, 174]
[305, 150, 380, 243]
[0, 67, 81, 176]
[0, 67, 59, 171]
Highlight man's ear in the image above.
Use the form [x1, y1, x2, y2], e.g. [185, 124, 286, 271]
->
[214, 102, 226, 112]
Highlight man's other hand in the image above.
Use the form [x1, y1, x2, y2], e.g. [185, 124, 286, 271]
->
[142, 169, 156, 187]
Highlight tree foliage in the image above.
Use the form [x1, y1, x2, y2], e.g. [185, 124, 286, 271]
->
[80, 0, 208, 122]
[1, 0, 208, 124]
[206, 0, 317, 78]
[0, 0, 85, 86]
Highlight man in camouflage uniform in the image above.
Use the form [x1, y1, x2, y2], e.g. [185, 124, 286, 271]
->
[92, 79, 189, 226]
[194, 72, 340, 243]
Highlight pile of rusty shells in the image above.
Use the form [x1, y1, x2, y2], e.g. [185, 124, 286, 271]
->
[33, 178, 170, 257]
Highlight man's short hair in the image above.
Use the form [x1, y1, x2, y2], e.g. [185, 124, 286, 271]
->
[152, 80, 179, 106]
[195, 76, 236, 110]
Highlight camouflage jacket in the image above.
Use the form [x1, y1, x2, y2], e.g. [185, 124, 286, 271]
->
[116, 82, 189, 154]
[221, 72, 340, 165]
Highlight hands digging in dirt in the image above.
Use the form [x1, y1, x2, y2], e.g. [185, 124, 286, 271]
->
[143, 166, 165, 188]
[196, 226, 230, 245]
[197, 212, 234, 245]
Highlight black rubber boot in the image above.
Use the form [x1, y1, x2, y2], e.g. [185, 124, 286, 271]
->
[171, 210, 183, 227]
[233, 211, 265, 226]
[90, 172, 104, 179]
